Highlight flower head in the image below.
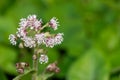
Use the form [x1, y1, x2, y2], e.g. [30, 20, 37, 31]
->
[39, 54, 48, 64]
[22, 37, 36, 48]
[16, 27, 27, 38]
[44, 37, 55, 48]
[46, 62, 60, 73]
[9, 15, 63, 48]
[19, 18, 28, 27]
[18, 15, 42, 35]
[49, 17, 59, 30]
[54, 33, 64, 45]
[9, 34, 17, 45]
[35, 33, 45, 45]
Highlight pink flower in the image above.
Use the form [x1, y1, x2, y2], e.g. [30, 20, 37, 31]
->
[39, 54, 48, 64]
[35, 33, 45, 45]
[9, 14, 64, 49]
[22, 37, 36, 48]
[49, 17, 59, 30]
[19, 18, 28, 27]
[54, 33, 64, 45]
[19, 15, 42, 31]
[44, 37, 55, 48]
[16, 27, 27, 38]
[9, 34, 17, 45]
[27, 15, 36, 21]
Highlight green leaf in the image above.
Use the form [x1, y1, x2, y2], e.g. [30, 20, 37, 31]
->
[13, 69, 35, 80]
[67, 49, 110, 80]
[98, 28, 119, 51]
[38, 73, 54, 80]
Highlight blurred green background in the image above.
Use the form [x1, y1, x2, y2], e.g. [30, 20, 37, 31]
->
[0, 0, 120, 80]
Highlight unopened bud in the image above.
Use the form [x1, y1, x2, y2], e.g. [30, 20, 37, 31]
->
[16, 62, 29, 69]
[33, 54, 37, 60]
[16, 63, 20, 69]
[39, 54, 48, 64]
[17, 68, 24, 74]
[19, 43, 24, 48]
[46, 62, 60, 73]
[55, 67, 60, 73]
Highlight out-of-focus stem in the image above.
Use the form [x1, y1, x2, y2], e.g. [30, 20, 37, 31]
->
[32, 50, 38, 80]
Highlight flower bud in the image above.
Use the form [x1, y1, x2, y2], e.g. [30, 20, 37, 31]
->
[17, 68, 24, 74]
[46, 62, 60, 73]
[19, 43, 24, 48]
[39, 54, 48, 64]
[16, 62, 29, 69]
[49, 17, 59, 30]
[33, 54, 37, 60]
[54, 67, 60, 73]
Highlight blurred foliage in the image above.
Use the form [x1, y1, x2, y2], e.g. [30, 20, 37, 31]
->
[0, 0, 120, 80]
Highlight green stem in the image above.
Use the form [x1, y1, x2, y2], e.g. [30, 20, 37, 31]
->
[41, 23, 49, 30]
[37, 23, 48, 34]
[32, 50, 38, 80]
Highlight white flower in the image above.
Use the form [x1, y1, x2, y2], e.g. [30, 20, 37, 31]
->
[33, 19, 42, 31]
[9, 34, 17, 45]
[54, 33, 64, 45]
[16, 27, 27, 38]
[49, 17, 59, 30]
[19, 15, 42, 31]
[19, 18, 28, 27]
[9, 15, 64, 49]
[35, 33, 45, 45]
[39, 54, 48, 64]
[27, 15, 36, 21]
[22, 37, 36, 48]
[44, 37, 55, 48]
[27, 15, 42, 31]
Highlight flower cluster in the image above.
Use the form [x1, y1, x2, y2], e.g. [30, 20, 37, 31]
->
[9, 15, 64, 48]
[39, 54, 48, 64]
[9, 34, 17, 45]
[46, 62, 60, 73]
[49, 17, 59, 30]
[44, 33, 64, 48]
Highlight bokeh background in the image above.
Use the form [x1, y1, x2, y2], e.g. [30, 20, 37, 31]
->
[0, 0, 120, 80]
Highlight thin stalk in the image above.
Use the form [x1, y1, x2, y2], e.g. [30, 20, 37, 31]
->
[37, 23, 49, 34]
[41, 23, 49, 30]
[32, 49, 38, 80]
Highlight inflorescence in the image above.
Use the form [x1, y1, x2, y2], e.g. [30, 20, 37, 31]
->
[9, 15, 64, 64]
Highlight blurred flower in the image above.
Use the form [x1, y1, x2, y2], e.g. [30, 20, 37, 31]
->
[39, 54, 48, 64]
[35, 33, 45, 45]
[16, 62, 29, 69]
[22, 37, 36, 48]
[17, 68, 24, 74]
[16, 27, 27, 38]
[19, 18, 28, 27]
[9, 34, 17, 45]
[54, 33, 64, 45]
[44, 33, 64, 48]
[46, 62, 60, 73]
[9, 15, 63, 48]
[44, 37, 55, 48]
[49, 17, 59, 30]
[19, 15, 42, 30]
[16, 62, 29, 74]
